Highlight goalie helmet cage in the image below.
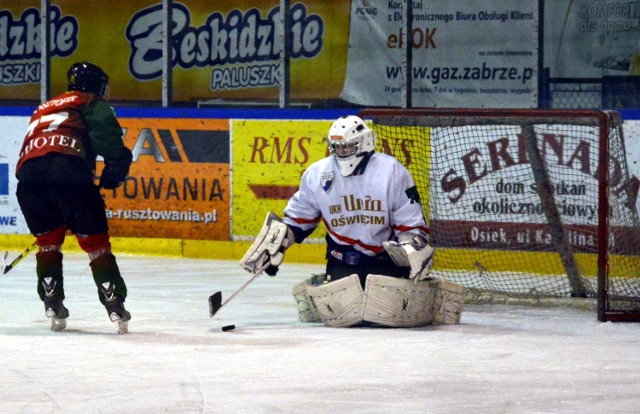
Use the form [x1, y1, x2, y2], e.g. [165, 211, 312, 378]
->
[358, 108, 640, 322]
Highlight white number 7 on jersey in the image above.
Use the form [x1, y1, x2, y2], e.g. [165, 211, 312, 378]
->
[25, 112, 69, 137]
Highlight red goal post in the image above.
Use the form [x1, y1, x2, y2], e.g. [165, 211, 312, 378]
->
[358, 108, 640, 322]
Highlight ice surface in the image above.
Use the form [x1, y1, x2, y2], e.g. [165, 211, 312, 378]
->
[1, 253, 639, 413]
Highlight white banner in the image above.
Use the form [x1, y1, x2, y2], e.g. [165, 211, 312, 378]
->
[431, 124, 600, 225]
[341, 0, 538, 108]
[429, 120, 640, 252]
[0, 116, 29, 234]
[545, 0, 640, 78]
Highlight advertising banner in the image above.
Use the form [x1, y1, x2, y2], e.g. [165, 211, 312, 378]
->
[1, 0, 539, 108]
[2, 110, 640, 253]
[0, 114, 231, 240]
[0, 116, 29, 234]
[8, 1, 640, 108]
[0, 1, 126, 101]
[231, 119, 331, 239]
[429, 122, 639, 254]
[341, 0, 538, 108]
[0, 1, 350, 103]
[231, 118, 435, 239]
[545, 0, 640, 78]
[102, 118, 231, 240]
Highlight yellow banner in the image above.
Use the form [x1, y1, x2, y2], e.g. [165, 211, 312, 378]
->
[102, 118, 231, 240]
[232, 119, 331, 237]
[0, 1, 350, 103]
[376, 125, 432, 220]
[232, 120, 433, 238]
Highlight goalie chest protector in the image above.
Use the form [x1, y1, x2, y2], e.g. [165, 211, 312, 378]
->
[284, 153, 428, 256]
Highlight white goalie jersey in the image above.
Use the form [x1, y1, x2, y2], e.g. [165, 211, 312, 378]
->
[283, 152, 429, 255]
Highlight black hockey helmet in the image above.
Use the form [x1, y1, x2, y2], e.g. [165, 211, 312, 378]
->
[67, 61, 109, 98]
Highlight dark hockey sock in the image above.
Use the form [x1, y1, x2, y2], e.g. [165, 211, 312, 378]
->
[90, 253, 128, 305]
[36, 251, 64, 301]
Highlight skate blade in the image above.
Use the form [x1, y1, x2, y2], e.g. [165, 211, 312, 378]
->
[115, 320, 128, 334]
[50, 318, 67, 332]
[109, 312, 131, 334]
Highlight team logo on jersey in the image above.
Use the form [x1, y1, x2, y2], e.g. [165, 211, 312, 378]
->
[321, 171, 334, 193]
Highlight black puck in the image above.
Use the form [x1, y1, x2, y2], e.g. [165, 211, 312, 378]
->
[221, 324, 236, 332]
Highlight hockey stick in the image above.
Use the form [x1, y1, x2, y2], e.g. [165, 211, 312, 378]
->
[2, 241, 37, 275]
[209, 263, 268, 318]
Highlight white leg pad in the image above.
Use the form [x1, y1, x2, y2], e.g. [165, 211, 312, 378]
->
[292, 274, 326, 323]
[430, 280, 466, 325]
[306, 274, 365, 327]
[363, 274, 435, 327]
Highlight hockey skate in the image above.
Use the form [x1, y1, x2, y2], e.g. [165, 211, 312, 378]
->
[44, 296, 69, 332]
[104, 296, 131, 334]
[93, 257, 131, 334]
[41, 273, 68, 332]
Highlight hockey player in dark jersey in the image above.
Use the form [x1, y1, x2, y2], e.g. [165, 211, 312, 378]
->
[16, 62, 132, 333]
[239, 115, 466, 328]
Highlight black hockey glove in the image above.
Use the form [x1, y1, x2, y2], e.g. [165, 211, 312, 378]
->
[100, 148, 132, 189]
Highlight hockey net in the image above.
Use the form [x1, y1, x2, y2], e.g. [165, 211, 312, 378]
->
[359, 108, 640, 322]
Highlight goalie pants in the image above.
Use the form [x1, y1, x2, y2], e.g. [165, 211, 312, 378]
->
[326, 253, 409, 288]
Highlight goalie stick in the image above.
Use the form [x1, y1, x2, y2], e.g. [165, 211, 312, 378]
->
[209, 262, 269, 318]
[2, 241, 37, 275]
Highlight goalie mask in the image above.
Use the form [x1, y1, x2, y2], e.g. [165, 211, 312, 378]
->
[67, 62, 110, 99]
[327, 115, 376, 176]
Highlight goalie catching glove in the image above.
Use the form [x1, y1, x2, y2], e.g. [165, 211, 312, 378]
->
[240, 212, 295, 276]
[383, 234, 434, 282]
